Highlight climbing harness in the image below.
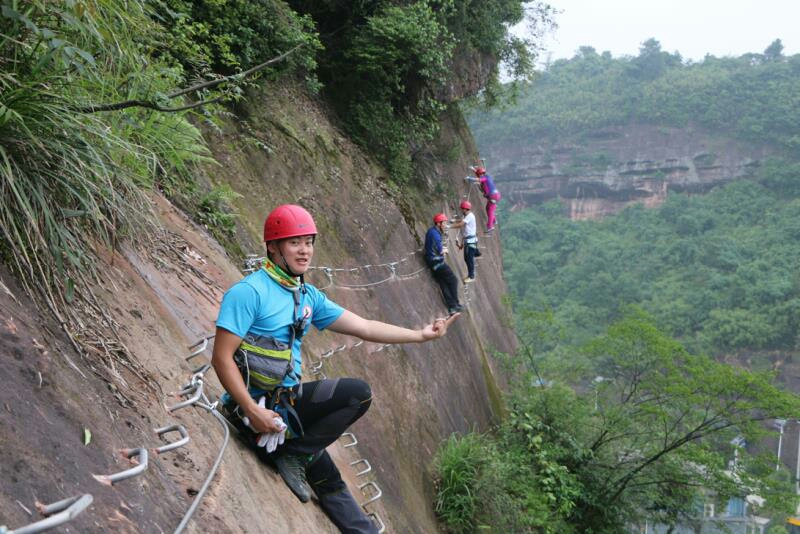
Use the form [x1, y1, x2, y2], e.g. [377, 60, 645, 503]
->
[234, 266, 307, 391]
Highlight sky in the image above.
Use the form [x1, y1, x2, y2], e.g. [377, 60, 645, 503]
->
[530, 0, 800, 63]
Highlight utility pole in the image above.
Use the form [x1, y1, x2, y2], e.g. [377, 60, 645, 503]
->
[731, 435, 746, 471]
[776, 419, 788, 471]
[795, 420, 800, 500]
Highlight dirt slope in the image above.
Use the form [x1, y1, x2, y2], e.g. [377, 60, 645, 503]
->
[0, 83, 514, 533]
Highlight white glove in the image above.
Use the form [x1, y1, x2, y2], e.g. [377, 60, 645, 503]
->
[242, 396, 288, 453]
[256, 418, 287, 452]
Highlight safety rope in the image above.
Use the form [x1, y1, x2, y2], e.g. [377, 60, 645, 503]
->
[244, 229, 479, 295]
[173, 408, 229, 534]
[245, 251, 430, 291]
[163, 358, 230, 534]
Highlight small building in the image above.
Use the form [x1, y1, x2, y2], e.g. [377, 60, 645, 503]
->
[639, 495, 770, 534]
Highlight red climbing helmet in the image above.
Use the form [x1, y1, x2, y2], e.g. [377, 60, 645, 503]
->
[264, 204, 318, 242]
[433, 213, 448, 224]
[460, 200, 472, 210]
[474, 166, 486, 176]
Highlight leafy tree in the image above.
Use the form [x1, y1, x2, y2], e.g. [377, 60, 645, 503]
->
[764, 38, 784, 62]
[435, 311, 800, 531]
[627, 38, 682, 81]
[150, 0, 320, 77]
[285, 0, 553, 183]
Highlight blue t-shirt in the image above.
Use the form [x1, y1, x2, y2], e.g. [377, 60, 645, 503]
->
[424, 226, 444, 265]
[216, 269, 344, 397]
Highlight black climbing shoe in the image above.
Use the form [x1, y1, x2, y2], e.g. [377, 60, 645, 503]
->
[274, 453, 313, 503]
[448, 304, 464, 316]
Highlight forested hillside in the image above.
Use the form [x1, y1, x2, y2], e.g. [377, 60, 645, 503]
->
[503, 174, 800, 357]
[428, 41, 800, 533]
[471, 38, 800, 153]
[471, 40, 800, 360]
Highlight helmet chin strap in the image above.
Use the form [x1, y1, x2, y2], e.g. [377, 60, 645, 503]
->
[279, 250, 299, 278]
[269, 246, 306, 289]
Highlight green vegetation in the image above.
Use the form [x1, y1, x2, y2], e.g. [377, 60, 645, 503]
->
[292, 0, 554, 183]
[502, 172, 800, 356]
[442, 40, 800, 531]
[0, 0, 209, 304]
[197, 185, 243, 237]
[434, 311, 800, 533]
[469, 39, 800, 153]
[1, 0, 544, 310]
[151, 0, 321, 79]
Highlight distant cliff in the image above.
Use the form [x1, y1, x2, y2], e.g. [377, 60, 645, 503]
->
[485, 124, 775, 219]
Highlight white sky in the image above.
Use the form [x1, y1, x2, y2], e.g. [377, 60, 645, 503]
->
[531, 0, 800, 62]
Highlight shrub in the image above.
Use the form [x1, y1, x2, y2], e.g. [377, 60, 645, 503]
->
[434, 433, 484, 533]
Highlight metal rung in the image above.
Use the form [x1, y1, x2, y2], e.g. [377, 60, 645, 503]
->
[349, 458, 371, 476]
[167, 381, 204, 412]
[187, 335, 215, 360]
[191, 363, 211, 376]
[153, 424, 190, 454]
[341, 432, 358, 448]
[368, 513, 386, 533]
[93, 448, 148, 485]
[1, 494, 93, 534]
[359, 481, 382, 506]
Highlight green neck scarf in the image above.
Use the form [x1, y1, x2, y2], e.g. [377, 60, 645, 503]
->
[262, 257, 300, 289]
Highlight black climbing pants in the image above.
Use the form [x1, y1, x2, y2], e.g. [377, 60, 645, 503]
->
[227, 378, 377, 533]
[431, 263, 460, 309]
[463, 244, 477, 279]
[227, 378, 371, 456]
[309, 451, 379, 534]
[277, 377, 371, 455]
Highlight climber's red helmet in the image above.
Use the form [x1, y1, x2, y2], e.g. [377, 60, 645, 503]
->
[474, 166, 486, 177]
[264, 204, 318, 243]
[460, 200, 472, 210]
[433, 213, 448, 224]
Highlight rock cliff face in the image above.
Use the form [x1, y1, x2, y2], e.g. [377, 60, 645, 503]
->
[435, 46, 497, 103]
[484, 124, 774, 219]
[0, 81, 512, 533]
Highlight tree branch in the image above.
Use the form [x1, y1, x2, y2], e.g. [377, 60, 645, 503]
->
[167, 44, 304, 99]
[75, 44, 304, 114]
